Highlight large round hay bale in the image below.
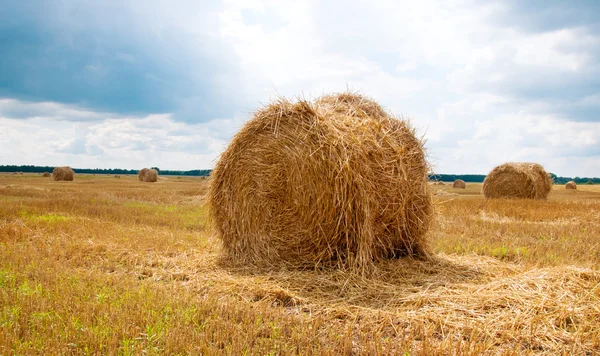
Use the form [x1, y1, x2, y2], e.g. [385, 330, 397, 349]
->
[452, 179, 466, 189]
[138, 168, 149, 181]
[52, 166, 75, 181]
[208, 92, 432, 270]
[141, 169, 158, 182]
[565, 181, 577, 190]
[482, 162, 552, 199]
[42, 172, 51, 177]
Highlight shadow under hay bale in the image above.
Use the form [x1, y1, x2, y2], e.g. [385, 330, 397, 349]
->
[452, 179, 466, 189]
[208, 92, 432, 271]
[483, 162, 552, 199]
[222, 254, 487, 309]
[565, 181, 577, 190]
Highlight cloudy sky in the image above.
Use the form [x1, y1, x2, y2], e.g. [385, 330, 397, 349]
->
[1, 0, 599, 176]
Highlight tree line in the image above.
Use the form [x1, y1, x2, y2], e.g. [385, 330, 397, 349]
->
[1, 165, 598, 184]
[0, 165, 210, 177]
[431, 173, 599, 185]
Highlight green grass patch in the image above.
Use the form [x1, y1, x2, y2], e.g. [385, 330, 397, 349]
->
[19, 211, 70, 223]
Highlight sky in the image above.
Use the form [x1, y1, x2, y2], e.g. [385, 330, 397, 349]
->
[1, 0, 599, 176]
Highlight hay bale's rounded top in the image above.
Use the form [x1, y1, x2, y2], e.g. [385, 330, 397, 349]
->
[208, 91, 432, 271]
[52, 166, 74, 181]
[452, 179, 466, 189]
[483, 162, 552, 199]
[565, 181, 577, 190]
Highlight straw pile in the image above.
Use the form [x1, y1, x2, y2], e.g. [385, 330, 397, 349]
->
[52, 166, 74, 181]
[565, 181, 577, 190]
[138, 168, 149, 181]
[452, 179, 466, 189]
[482, 162, 552, 199]
[42, 172, 51, 177]
[139, 168, 158, 183]
[208, 92, 432, 271]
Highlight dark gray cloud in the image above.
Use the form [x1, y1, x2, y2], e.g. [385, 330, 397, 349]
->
[0, 1, 242, 123]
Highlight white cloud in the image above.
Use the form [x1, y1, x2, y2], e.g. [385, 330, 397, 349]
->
[0, 98, 108, 121]
[0, 100, 248, 170]
[1, 0, 599, 177]
[432, 112, 600, 175]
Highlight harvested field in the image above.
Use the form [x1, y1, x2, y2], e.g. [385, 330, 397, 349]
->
[0, 174, 599, 354]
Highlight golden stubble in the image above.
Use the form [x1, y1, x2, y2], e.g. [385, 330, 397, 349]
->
[0, 174, 599, 354]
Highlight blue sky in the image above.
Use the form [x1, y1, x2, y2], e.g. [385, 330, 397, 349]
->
[1, 0, 599, 176]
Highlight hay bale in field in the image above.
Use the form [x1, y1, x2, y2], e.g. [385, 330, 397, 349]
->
[208, 92, 433, 270]
[482, 162, 552, 199]
[114, 175, 120, 178]
[42, 172, 51, 177]
[436, 182, 445, 185]
[52, 166, 75, 181]
[565, 181, 577, 190]
[138, 168, 149, 181]
[141, 169, 158, 182]
[452, 179, 466, 189]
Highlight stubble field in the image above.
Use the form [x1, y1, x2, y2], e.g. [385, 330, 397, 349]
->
[0, 174, 599, 355]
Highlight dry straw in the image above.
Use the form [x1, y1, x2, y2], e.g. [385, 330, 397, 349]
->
[142, 168, 158, 182]
[452, 179, 466, 189]
[483, 162, 552, 199]
[138, 168, 158, 182]
[208, 92, 432, 271]
[52, 166, 74, 181]
[565, 180, 577, 190]
[138, 168, 149, 181]
[42, 172, 51, 177]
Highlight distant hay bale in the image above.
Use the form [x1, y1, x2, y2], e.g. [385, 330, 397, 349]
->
[140, 168, 158, 182]
[138, 168, 149, 181]
[452, 179, 466, 189]
[52, 166, 75, 181]
[114, 175, 120, 178]
[42, 172, 51, 177]
[483, 162, 552, 199]
[436, 182, 445, 185]
[208, 92, 433, 270]
[565, 181, 577, 190]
